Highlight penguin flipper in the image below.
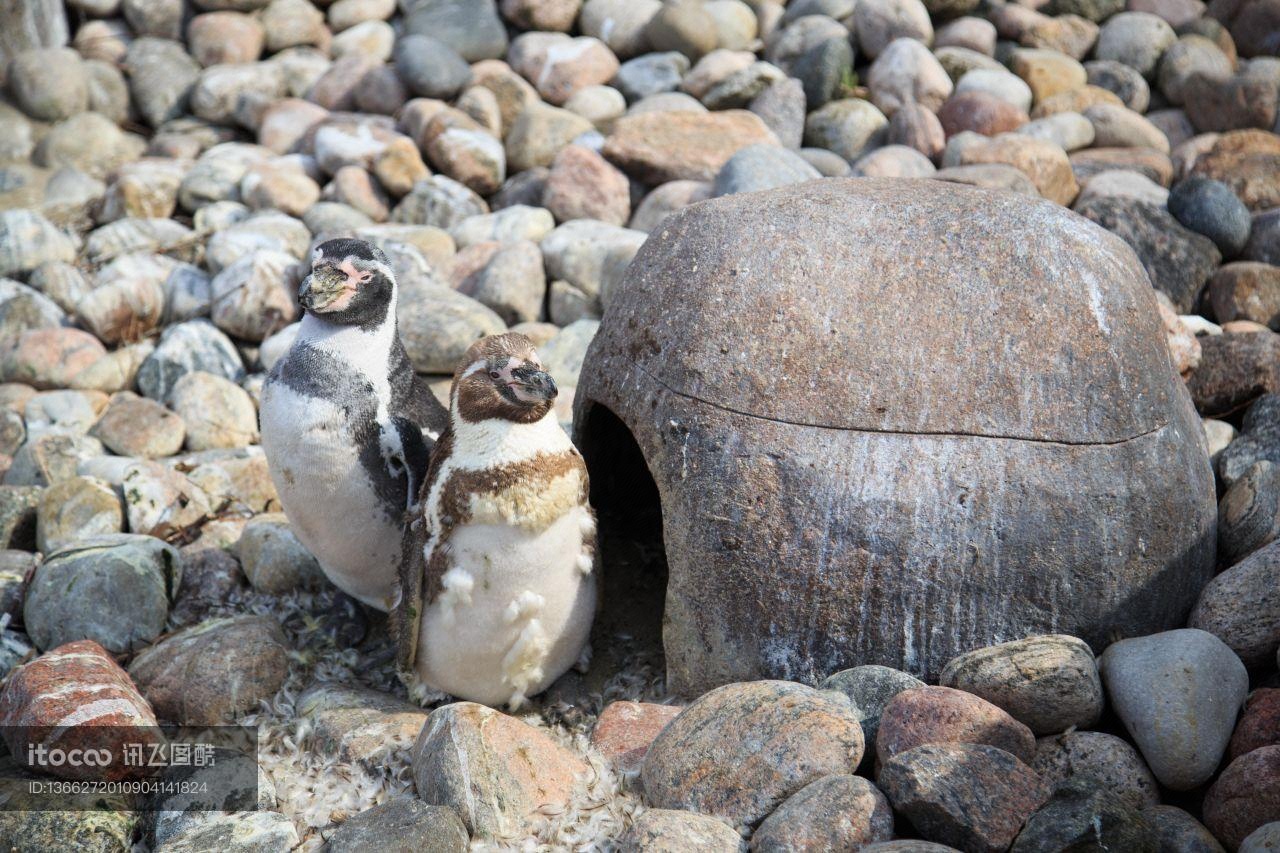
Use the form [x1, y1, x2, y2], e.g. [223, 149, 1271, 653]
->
[382, 416, 431, 511]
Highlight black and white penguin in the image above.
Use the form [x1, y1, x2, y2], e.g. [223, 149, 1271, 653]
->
[260, 238, 449, 613]
[395, 333, 597, 708]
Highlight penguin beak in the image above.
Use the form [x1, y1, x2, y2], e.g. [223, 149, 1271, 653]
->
[510, 365, 558, 402]
[300, 266, 347, 312]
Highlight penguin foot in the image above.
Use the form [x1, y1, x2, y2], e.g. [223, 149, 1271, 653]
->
[323, 591, 368, 649]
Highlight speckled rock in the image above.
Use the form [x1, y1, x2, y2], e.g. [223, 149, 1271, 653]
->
[590, 700, 683, 774]
[412, 701, 587, 838]
[35, 476, 122, 553]
[820, 665, 924, 766]
[1099, 629, 1249, 791]
[1011, 777, 1156, 853]
[137, 320, 245, 403]
[879, 743, 1051, 853]
[128, 615, 288, 725]
[90, 392, 185, 458]
[945, 132, 1079, 204]
[1032, 731, 1160, 809]
[168, 372, 259, 451]
[939, 635, 1103, 735]
[1204, 747, 1280, 851]
[23, 534, 178, 653]
[1167, 176, 1252, 258]
[643, 680, 864, 832]
[1146, 806, 1225, 853]
[1189, 539, 1280, 668]
[542, 144, 630, 225]
[235, 513, 323, 595]
[877, 685, 1037, 766]
[0, 211, 77, 278]
[325, 798, 468, 853]
[750, 774, 895, 851]
[605, 109, 778, 182]
[803, 98, 890, 162]
[399, 287, 506, 373]
[1229, 689, 1280, 762]
[619, 809, 740, 852]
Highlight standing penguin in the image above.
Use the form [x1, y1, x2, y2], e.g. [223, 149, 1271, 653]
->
[395, 333, 597, 708]
[260, 238, 449, 615]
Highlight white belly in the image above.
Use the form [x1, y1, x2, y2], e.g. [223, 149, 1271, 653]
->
[415, 506, 597, 707]
[259, 381, 401, 609]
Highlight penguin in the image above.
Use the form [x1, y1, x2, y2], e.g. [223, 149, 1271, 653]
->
[395, 332, 597, 709]
[259, 238, 449, 615]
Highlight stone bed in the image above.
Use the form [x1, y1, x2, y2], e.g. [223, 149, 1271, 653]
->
[0, 0, 1279, 849]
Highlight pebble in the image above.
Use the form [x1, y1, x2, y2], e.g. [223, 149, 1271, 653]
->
[35, 476, 122, 553]
[0, 211, 78, 278]
[877, 684, 1037, 767]
[1032, 730, 1160, 809]
[867, 38, 954, 117]
[879, 743, 1051, 853]
[125, 37, 202, 128]
[1204, 747, 1280, 851]
[580, 0, 662, 59]
[1189, 539, 1280, 668]
[1146, 806, 1226, 853]
[1030, 85, 1124, 119]
[790, 37, 854, 112]
[937, 92, 1029, 137]
[128, 615, 289, 725]
[235, 513, 324, 594]
[628, 179, 712, 232]
[168, 371, 259, 450]
[325, 798, 468, 853]
[1010, 48, 1087, 103]
[401, 284, 507, 372]
[939, 635, 1103, 736]
[1086, 59, 1151, 112]
[1011, 777, 1156, 853]
[187, 11, 265, 66]
[1075, 169, 1170, 208]
[852, 145, 937, 177]
[210, 250, 301, 343]
[1074, 195, 1220, 312]
[605, 109, 779, 183]
[452, 206, 556, 249]
[642, 680, 865, 831]
[1094, 11, 1177, 79]
[1084, 104, 1170, 153]
[1186, 74, 1280, 135]
[1016, 112, 1095, 151]
[23, 534, 178, 653]
[1158, 35, 1232, 107]
[505, 102, 595, 173]
[563, 84, 628, 131]
[456, 240, 546, 325]
[644, 0, 718, 61]
[8, 48, 89, 123]
[615, 52, 689, 102]
[1099, 629, 1249, 791]
[1216, 393, 1280, 485]
[935, 17, 996, 54]
[750, 775, 895, 851]
[137, 320, 245, 403]
[6, 434, 103, 489]
[945, 132, 1079, 205]
[413, 701, 587, 837]
[855, 0, 933, 60]
[620, 810, 740, 852]
[888, 104, 946, 161]
[1230, 689, 1280, 761]
[169, 547, 245, 626]
[541, 220, 645, 307]
[712, 143, 821, 196]
[749, 78, 806, 149]
[803, 99, 890, 162]
[1187, 331, 1280, 419]
[1243, 824, 1280, 853]
[954, 68, 1034, 113]
[590, 700, 683, 774]
[90, 391, 185, 458]
[394, 35, 472, 100]
[0, 638, 160, 779]
[1164, 176, 1252, 259]
[543, 144, 631, 225]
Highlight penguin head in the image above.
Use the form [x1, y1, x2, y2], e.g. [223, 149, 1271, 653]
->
[300, 238, 396, 328]
[453, 333, 558, 425]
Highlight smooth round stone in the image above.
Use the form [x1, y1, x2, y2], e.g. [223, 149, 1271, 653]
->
[642, 680, 865, 831]
[1010, 48, 1087, 103]
[235, 513, 324, 594]
[614, 51, 690, 102]
[939, 635, 1103, 735]
[1189, 539, 1280, 668]
[1086, 59, 1152, 112]
[1158, 34, 1233, 107]
[644, 0, 718, 61]
[854, 0, 933, 60]
[887, 103, 945, 161]
[750, 775, 894, 850]
[937, 91, 1029, 137]
[8, 48, 89, 122]
[1011, 778, 1155, 853]
[1033, 731, 1160, 810]
[867, 37, 954, 117]
[579, 0, 662, 59]
[1204, 747, 1280, 851]
[1083, 104, 1171, 153]
[619, 810, 740, 851]
[395, 34, 472, 100]
[400, 287, 506, 373]
[1095, 12, 1178, 79]
[1167, 175, 1252, 257]
[712, 143, 821, 197]
[798, 147, 854, 176]
[820, 664, 923, 763]
[137, 320, 246, 402]
[1016, 111, 1095, 151]
[168, 372, 259, 450]
[764, 15, 845, 72]
[1099, 628, 1249, 791]
[36, 476, 123, 553]
[1242, 822, 1280, 853]
[23, 534, 178, 653]
[1075, 169, 1171, 208]
[1145, 805, 1226, 853]
[955, 68, 1034, 113]
[935, 17, 997, 55]
[852, 144, 937, 178]
[89, 391, 185, 458]
[804, 99, 890, 162]
[788, 34, 853, 111]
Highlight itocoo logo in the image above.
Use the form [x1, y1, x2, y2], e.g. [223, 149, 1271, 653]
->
[27, 744, 113, 767]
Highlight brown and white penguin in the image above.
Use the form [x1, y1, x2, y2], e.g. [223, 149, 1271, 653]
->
[396, 332, 597, 708]
[260, 238, 449, 617]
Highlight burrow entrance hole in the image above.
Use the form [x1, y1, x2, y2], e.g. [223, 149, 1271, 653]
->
[578, 403, 669, 688]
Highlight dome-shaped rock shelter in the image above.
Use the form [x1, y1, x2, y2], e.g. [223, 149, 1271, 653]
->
[573, 178, 1216, 697]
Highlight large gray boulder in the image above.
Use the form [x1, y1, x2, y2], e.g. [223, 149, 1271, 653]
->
[573, 178, 1216, 695]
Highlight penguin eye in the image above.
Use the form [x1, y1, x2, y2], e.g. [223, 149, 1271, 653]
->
[488, 370, 501, 380]
[358, 271, 373, 283]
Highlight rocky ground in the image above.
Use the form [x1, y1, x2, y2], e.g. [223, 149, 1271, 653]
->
[0, 0, 1279, 849]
